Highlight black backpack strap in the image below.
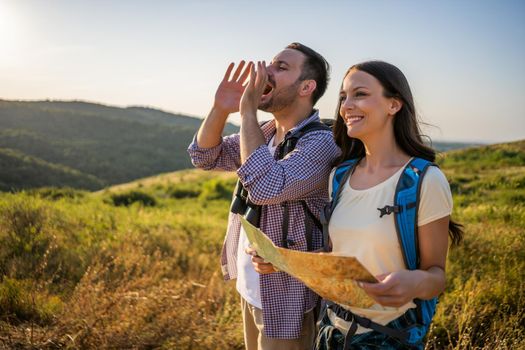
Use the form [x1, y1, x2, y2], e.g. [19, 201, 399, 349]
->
[302, 201, 323, 231]
[281, 200, 323, 250]
[319, 205, 332, 252]
[327, 302, 412, 348]
[278, 120, 331, 158]
[303, 203, 313, 251]
[281, 201, 290, 248]
[300, 201, 323, 251]
[279, 119, 331, 250]
[233, 118, 332, 248]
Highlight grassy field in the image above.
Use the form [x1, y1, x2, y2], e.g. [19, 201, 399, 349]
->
[0, 141, 524, 349]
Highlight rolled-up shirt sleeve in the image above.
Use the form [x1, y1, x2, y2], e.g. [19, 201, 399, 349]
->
[187, 133, 241, 171]
[237, 131, 340, 205]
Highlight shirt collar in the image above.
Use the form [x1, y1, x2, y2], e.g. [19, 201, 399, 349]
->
[287, 109, 320, 137]
[260, 109, 321, 142]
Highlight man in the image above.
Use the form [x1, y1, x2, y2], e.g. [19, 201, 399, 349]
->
[187, 43, 340, 350]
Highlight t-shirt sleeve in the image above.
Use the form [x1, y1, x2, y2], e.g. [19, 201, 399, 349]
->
[418, 166, 453, 226]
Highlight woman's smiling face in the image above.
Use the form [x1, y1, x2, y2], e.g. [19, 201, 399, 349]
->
[339, 69, 397, 140]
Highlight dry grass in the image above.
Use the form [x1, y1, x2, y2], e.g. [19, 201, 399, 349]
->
[1, 141, 524, 349]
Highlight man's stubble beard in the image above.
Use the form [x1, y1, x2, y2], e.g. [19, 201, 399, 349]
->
[258, 80, 301, 113]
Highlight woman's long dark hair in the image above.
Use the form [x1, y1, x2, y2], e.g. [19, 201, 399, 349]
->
[333, 60, 463, 246]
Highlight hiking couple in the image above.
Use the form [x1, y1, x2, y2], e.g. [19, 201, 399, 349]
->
[187, 43, 462, 350]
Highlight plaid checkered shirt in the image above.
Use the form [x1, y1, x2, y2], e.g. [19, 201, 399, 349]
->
[187, 110, 340, 339]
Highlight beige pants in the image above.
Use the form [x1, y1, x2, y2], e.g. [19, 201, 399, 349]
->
[241, 297, 316, 350]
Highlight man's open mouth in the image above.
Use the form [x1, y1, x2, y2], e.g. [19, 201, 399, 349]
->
[262, 83, 273, 97]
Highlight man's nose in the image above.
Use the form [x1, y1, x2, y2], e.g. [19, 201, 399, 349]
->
[265, 71, 275, 84]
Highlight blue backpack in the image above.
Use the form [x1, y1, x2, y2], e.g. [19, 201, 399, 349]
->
[319, 157, 438, 347]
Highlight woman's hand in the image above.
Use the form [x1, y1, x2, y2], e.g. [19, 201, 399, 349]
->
[359, 217, 450, 308]
[239, 61, 268, 118]
[245, 246, 277, 274]
[359, 270, 425, 308]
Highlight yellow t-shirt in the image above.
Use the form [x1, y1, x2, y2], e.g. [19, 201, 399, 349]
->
[327, 159, 453, 334]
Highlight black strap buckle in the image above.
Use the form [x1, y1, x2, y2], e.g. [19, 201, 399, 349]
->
[329, 302, 412, 346]
[377, 205, 402, 218]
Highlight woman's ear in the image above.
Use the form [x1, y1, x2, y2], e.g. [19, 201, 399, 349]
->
[299, 80, 317, 98]
[389, 97, 402, 116]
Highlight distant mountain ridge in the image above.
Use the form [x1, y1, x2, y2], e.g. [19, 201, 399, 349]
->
[0, 99, 484, 192]
[0, 99, 238, 191]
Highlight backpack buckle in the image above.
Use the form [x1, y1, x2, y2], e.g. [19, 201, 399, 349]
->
[377, 205, 401, 218]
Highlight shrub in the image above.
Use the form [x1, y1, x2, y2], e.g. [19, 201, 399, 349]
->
[198, 178, 235, 201]
[30, 187, 86, 200]
[0, 277, 63, 324]
[168, 184, 201, 199]
[0, 195, 107, 295]
[0, 198, 50, 279]
[110, 191, 157, 207]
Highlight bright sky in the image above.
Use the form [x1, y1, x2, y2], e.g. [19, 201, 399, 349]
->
[0, 0, 524, 143]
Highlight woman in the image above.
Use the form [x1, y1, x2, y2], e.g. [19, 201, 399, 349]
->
[314, 61, 463, 350]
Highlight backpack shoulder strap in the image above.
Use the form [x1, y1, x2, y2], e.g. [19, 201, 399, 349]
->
[330, 158, 360, 209]
[299, 120, 333, 133]
[394, 157, 439, 339]
[278, 120, 332, 159]
[319, 158, 360, 251]
[322, 157, 440, 344]
[394, 157, 435, 269]
[278, 119, 332, 249]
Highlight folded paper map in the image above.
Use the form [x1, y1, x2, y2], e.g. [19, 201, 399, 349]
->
[240, 217, 377, 308]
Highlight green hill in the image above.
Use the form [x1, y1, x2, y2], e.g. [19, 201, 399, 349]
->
[0, 140, 523, 349]
[433, 140, 484, 152]
[0, 99, 238, 191]
[0, 147, 104, 191]
[0, 99, 483, 192]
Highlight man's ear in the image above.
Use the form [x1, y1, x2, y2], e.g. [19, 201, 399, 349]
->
[389, 97, 402, 116]
[299, 80, 317, 98]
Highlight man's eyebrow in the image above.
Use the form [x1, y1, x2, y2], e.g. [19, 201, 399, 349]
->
[272, 60, 290, 66]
